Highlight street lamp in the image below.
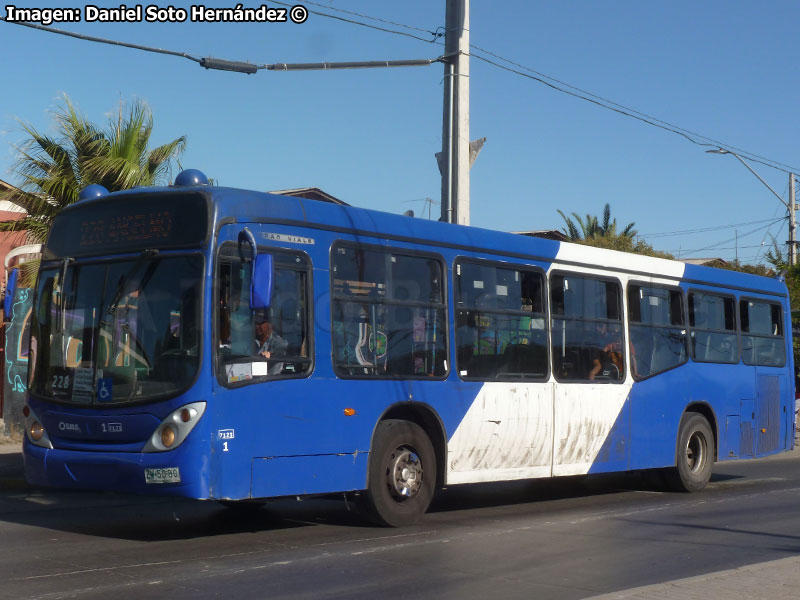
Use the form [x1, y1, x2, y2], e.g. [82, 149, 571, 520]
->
[706, 148, 796, 266]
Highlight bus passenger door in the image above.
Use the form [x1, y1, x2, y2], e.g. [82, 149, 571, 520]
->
[549, 275, 631, 476]
[740, 299, 789, 456]
[552, 382, 631, 476]
[754, 372, 786, 455]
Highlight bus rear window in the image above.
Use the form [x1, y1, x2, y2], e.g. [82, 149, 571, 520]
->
[740, 299, 785, 367]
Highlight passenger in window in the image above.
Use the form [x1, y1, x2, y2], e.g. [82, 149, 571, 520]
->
[589, 322, 623, 381]
[254, 309, 288, 375]
[628, 339, 639, 378]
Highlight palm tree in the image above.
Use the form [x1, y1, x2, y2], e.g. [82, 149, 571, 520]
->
[0, 95, 185, 244]
[557, 203, 637, 241]
[0, 95, 185, 285]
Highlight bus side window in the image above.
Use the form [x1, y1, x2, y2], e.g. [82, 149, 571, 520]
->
[689, 292, 738, 364]
[455, 260, 547, 380]
[628, 284, 687, 380]
[551, 274, 624, 383]
[740, 299, 785, 367]
[216, 244, 312, 383]
[331, 244, 447, 379]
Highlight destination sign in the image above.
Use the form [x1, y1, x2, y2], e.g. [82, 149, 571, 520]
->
[80, 210, 174, 248]
[45, 193, 209, 259]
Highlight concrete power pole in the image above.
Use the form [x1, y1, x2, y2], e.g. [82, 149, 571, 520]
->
[440, 0, 470, 225]
[790, 173, 796, 266]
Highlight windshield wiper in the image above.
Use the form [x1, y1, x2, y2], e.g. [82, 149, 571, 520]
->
[105, 249, 159, 315]
[55, 257, 74, 333]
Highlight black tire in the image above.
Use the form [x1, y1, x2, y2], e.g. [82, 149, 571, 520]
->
[667, 413, 715, 492]
[365, 419, 436, 527]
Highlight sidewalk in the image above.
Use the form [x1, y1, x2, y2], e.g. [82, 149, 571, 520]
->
[587, 555, 800, 599]
[0, 440, 21, 454]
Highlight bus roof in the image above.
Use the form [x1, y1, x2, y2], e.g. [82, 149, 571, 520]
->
[83, 183, 788, 297]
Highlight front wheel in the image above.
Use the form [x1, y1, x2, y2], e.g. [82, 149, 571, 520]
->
[366, 419, 436, 527]
[667, 413, 715, 492]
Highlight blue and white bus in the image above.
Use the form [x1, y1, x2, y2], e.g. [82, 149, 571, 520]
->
[22, 170, 795, 526]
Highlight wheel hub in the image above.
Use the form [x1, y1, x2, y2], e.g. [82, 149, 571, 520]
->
[387, 446, 423, 500]
[686, 431, 706, 473]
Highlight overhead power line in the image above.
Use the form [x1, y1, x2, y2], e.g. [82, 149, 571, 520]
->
[680, 218, 783, 256]
[278, 5, 799, 175]
[0, 16, 441, 73]
[466, 49, 800, 175]
[640, 217, 783, 239]
[276, 0, 444, 39]
[2, 9, 797, 176]
[466, 44, 799, 175]
[269, 0, 443, 44]
[0, 16, 203, 64]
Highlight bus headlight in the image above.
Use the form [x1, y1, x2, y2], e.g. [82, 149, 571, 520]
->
[23, 404, 53, 449]
[30, 421, 45, 441]
[143, 402, 206, 453]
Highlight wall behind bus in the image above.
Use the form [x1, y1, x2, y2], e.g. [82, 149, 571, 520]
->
[2, 287, 31, 435]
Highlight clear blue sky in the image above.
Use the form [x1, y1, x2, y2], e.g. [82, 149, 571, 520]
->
[2, 1, 799, 264]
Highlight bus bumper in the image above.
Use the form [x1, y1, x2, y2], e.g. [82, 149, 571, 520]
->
[22, 438, 210, 499]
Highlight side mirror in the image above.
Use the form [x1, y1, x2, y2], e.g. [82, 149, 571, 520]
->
[4, 268, 19, 321]
[238, 227, 257, 263]
[237, 227, 273, 309]
[251, 253, 273, 309]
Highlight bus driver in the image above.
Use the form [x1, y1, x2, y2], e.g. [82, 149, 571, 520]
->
[254, 309, 288, 375]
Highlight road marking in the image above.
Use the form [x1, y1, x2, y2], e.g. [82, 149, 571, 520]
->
[16, 486, 800, 586]
[710, 477, 787, 487]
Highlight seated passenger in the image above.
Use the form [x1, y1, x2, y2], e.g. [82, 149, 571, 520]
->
[589, 322, 623, 381]
[254, 309, 288, 375]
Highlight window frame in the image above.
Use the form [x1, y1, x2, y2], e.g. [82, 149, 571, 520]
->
[329, 240, 450, 381]
[214, 241, 315, 389]
[739, 296, 786, 367]
[626, 280, 689, 381]
[687, 288, 740, 365]
[453, 256, 550, 382]
[549, 270, 626, 384]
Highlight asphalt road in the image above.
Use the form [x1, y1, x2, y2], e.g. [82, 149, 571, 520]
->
[1, 445, 799, 600]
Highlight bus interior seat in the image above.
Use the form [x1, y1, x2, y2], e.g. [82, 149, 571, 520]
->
[499, 342, 546, 377]
[555, 348, 581, 379]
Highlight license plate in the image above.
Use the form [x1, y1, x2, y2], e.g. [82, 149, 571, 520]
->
[144, 467, 181, 484]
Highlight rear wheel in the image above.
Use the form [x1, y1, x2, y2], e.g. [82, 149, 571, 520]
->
[667, 413, 715, 492]
[366, 419, 436, 527]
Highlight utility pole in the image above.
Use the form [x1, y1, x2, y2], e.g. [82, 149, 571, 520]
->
[440, 0, 470, 225]
[790, 173, 796, 266]
[707, 149, 797, 266]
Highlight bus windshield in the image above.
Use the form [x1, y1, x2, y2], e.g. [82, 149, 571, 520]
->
[30, 254, 203, 405]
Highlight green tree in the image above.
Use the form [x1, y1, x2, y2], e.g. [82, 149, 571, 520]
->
[0, 95, 185, 283]
[557, 203, 672, 259]
[558, 203, 637, 242]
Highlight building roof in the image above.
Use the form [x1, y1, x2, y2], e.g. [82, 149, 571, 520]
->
[0, 179, 25, 214]
[682, 258, 729, 267]
[513, 229, 569, 242]
[269, 187, 349, 206]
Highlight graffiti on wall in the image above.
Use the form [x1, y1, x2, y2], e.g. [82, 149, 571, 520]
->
[3, 288, 32, 430]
